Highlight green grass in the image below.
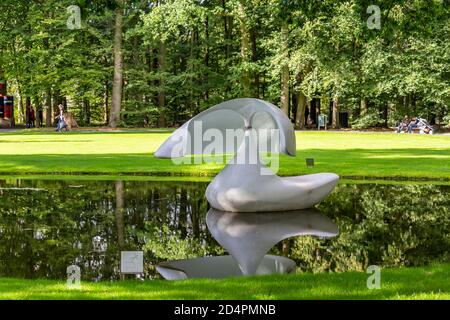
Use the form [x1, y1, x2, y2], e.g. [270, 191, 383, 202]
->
[0, 129, 449, 180]
[0, 264, 448, 300]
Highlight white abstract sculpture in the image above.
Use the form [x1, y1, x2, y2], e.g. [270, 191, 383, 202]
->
[205, 125, 338, 212]
[155, 98, 339, 212]
[154, 98, 296, 158]
[154, 99, 340, 279]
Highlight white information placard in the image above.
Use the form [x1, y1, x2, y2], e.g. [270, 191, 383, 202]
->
[120, 251, 144, 274]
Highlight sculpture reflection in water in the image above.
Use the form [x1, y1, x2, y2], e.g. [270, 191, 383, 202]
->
[156, 208, 338, 279]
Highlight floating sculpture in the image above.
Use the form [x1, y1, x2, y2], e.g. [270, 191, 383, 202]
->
[155, 98, 339, 212]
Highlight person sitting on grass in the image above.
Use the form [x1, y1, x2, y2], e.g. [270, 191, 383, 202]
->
[407, 117, 420, 133]
[396, 115, 409, 133]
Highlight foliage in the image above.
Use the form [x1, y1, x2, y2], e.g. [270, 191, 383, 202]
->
[351, 109, 384, 129]
[443, 115, 450, 128]
[272, 183, 450, 273]
[0, 0, 448, 127]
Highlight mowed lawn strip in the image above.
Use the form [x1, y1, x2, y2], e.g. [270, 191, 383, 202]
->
[0, 263, 448, 300]
[0, 130, 449, 179]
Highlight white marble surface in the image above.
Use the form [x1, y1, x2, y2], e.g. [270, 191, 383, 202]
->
[154, 98, 296, 158]
[205, 128, 339, 212]
[154, 97, 339, 212]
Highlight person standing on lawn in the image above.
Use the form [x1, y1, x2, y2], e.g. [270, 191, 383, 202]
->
[55, 104, 68, 132]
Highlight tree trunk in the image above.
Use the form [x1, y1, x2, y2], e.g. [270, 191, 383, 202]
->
[237, 1, 251, 96]
[179, 189, 188, 237]
[332, 95, 340, 129]
[203, 17, 210, 101]
[383, 103, 388, 127]
[158, 41, 167, 127]
[52, 89, 60, 123]
[25, 97, 31, 126]
[114, 181, 125, 251]
[280, 21, 289, 117]
[45, 88, 52, 127]
[83, 98, 90, 125]
[309, 98, 317, 125]
[18, 95, 24, 124]
[251, 28, 259, 98]
[222, 0, 231, 60]
[222, 0, 233, 94]
[103, 81, 109, 125]
[34, 96, 41, 128]
[295, 91, 307, 129]
[360, 98, 367, 116]
[16, 82, 25, 123]
[110, 0, 124, 128]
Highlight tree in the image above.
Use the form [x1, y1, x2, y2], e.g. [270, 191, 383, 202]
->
[237, 0, 251, 97]
[110, 0, 125, 128]
[0, 0, 448, 128]
[280, 20, 290, 116]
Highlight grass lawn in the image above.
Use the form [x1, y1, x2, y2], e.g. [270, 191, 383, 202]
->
[0, 264, 448, 300]
[0, 129, 449, 180]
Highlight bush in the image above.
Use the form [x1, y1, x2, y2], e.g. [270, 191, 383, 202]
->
[443, 114, 450, 127]
[351, 110, 384, 129]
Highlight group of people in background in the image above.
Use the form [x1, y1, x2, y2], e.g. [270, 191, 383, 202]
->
[396, 116, 434, 134]
[25, 104, 68, 132]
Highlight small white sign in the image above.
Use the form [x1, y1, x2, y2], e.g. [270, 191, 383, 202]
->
[120, 251, 144, 274]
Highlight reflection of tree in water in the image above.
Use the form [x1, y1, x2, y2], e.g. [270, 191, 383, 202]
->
[0, 179, 448, 279]
[284, 184, 450, 273]
[0, 179, 215, 280]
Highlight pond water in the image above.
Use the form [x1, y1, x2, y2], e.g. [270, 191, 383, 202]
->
[0, 178, 448, 281]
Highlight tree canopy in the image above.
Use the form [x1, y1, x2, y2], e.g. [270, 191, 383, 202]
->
[0, 0, 448, 128]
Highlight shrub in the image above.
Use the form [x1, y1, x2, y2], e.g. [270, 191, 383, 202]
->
[443, 114, 450, 127]
[351, 109, 384, 129]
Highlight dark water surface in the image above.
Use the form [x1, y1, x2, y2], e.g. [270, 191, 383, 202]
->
[0, 178, 448, 280]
